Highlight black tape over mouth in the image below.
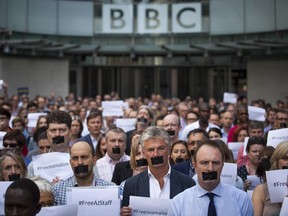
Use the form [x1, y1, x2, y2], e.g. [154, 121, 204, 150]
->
[52, 136, 65, 144]
[151, 156, 164, 165]
[282, 165, 288, 169]
[74, 165, 89, 174]
[175, 158, 184, 163]
[112, 147, 121, 154]
[202, 171, 217, 181]
[167, 130, 175, 136]
[136, 158, 148, 167]
[8, 173, 21, 181]
[137, 118, 148, 123]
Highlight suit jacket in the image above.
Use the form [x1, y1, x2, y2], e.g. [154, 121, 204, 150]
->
[171, 161, 191, 176]
[122, 169, 195, 207]
[111, 161, 133, 185]
[76, 134, 93, 146]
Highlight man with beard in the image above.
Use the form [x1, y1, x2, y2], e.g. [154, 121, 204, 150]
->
[168, 140, 253, 216]
[53, 141, 115, 205]
[163, 114, 181, 143]
[121, 127, 195, 216]
[125, 106, 154, 155]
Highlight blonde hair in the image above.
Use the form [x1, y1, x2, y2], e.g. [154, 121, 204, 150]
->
[270, 141, 288, 170]
[0, 152, 27, 180]
[130, 136, 141, 170]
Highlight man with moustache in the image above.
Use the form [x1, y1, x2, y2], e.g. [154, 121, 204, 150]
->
[53, 140, 115, 205]
[168, 140, 253, 216]
[121, 126, 195, 216]
[163, 114, 181, 143]
[96, 127, 130, 181]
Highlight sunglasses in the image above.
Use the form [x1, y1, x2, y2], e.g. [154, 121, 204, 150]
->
[3, 143, 18, 148]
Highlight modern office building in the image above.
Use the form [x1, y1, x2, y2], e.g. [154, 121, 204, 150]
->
[0, 0, 288, 104]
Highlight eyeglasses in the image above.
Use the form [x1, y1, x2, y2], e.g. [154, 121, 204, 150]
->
[47, 128, 68, 135]
[3, 142, 18, 148]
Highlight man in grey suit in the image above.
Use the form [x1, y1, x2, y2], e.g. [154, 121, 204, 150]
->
[121, 126, 195, 216]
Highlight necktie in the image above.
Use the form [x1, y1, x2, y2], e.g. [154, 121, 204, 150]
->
[207, 193, 217, 216]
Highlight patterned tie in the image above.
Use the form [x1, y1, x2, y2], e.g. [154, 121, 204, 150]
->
[207, 193, 217, 216]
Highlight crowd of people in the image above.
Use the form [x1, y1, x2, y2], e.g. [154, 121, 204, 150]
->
[1, 86, 288, 216]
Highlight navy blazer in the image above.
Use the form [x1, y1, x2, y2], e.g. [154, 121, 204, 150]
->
[76, 134, 93, 146]
[122, 169, 195, 207]
[171, 161, 191, 176]
[111, 161, 133, 185]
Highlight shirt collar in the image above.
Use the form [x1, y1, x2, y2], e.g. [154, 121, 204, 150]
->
[148, 165, 171, 179]
[196, 181, 223, 198]
[73, 175, 96, 187]
[104, 153, 128, 164]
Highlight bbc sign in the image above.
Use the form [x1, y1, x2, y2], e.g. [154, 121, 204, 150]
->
[102, 3, 201, 34]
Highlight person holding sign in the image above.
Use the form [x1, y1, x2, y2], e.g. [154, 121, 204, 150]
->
[168, 140, 253, 216]
[121, 126, 195, 216]
[252, 141, 288, 216]
[53, 140, 115, 205]
[237, 136, 265, 191]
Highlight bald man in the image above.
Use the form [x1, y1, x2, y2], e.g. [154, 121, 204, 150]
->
[163, 114, 181, 143]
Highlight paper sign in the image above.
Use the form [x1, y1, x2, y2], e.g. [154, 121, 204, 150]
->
[0, 80, 3, 90]
[223, 92, 237, 104]
[247, 175, 261, 190]
[67, 186, 120, 216]
[0, 131, 7, 148]
[33, 152, 73, 182]
[130, 196, 171, 216]
[267, 128, 288, 148]
[116, 118, 136, 132]
[243, 137, 250, 156]
[220, 163, 237, 186]
[266, 169, 288, 203]
[27, 113, 47, 128]
[102, 101, 124, 117]
[248, 106, 266, 122]
[0, 181, 12, 215]
[280, 197, 288, 216]
[37, 204, 78, 216]
[123, 102, 129, 110]
[228, 142, 244, 160]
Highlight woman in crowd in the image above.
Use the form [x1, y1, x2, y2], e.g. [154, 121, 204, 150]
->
[208, 127, 223, 140]
[232, 126, 249, 142]
[170, 140, 190, 165]
[30, 175, 55, 207]
[69, 117, 83, 146]
[237, 136, 265, 191]
[95, 134, 107, 161]
[0, 150, 27, 181]
[28, 115, 47, 151]
[252, 142, 286, 216]
[112, 130, 146, 185]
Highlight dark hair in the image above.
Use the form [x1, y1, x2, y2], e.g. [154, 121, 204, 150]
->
[72, 118, 83, 139]
[169, 140, 190, 165]
[0, 107, 11, 120]
[36, 131, 48, 144]
[246, 136, 266, 153]
[3, 130, 26, 148]
[208, 127, 223, 138]
[6, 178, 40, 204]
[86, 110, 103, 123]
[193, 139, 225, 163]
[249, 121, 264, 131]
[46, 110, 72, 129]
[95, 134, 105, 160]
[187, 128, 209, 140]
[12, 117, 25, 128]
[27, 101, 38, 110]
[33, 127, 48, 144]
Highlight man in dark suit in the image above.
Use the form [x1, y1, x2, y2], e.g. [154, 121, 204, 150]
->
[121, 126, 195, 216]
[77, 110, 103, 150]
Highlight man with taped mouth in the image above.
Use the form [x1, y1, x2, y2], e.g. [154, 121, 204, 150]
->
[53, 140, 115, 205]
[121, 126, 195, 216]
[168, 140, 253, 216]
[96, 127, 130, 181]
[27, 110, 72, 177]
[163, 114, 181, 143]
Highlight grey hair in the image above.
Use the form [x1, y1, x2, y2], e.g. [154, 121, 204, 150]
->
[29, 175, 53, 193]
[140, 126, 172, 147]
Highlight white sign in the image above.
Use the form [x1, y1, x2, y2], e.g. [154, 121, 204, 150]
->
[103, 4, 133, 34]
[267, 128, 288, 148]
[0, 181, 12, 215]
[137, 4, 168, 34]
[67, 186, 120, 216]
[248, 106, 266, 122]
[102, 101, 124, 117]
[37, 204, 78, 216]
[223, 92, 237, 104]
[220, 162, 237, 186]
[0, 80, 3, 90]
[247, 175, 261, 190]
[280, 197, 288, 216]
[172, 3, 201, 33]
[130, 196, 171, 216]
[0, 131, 7, 148]
[266, 169, 288, 203]
[116, 118, 136, 132]
[33, 152, 73, 182]
[228, 142, 244, 160]
[243, 137, 249, 156]
[27, 113, 47, 128]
